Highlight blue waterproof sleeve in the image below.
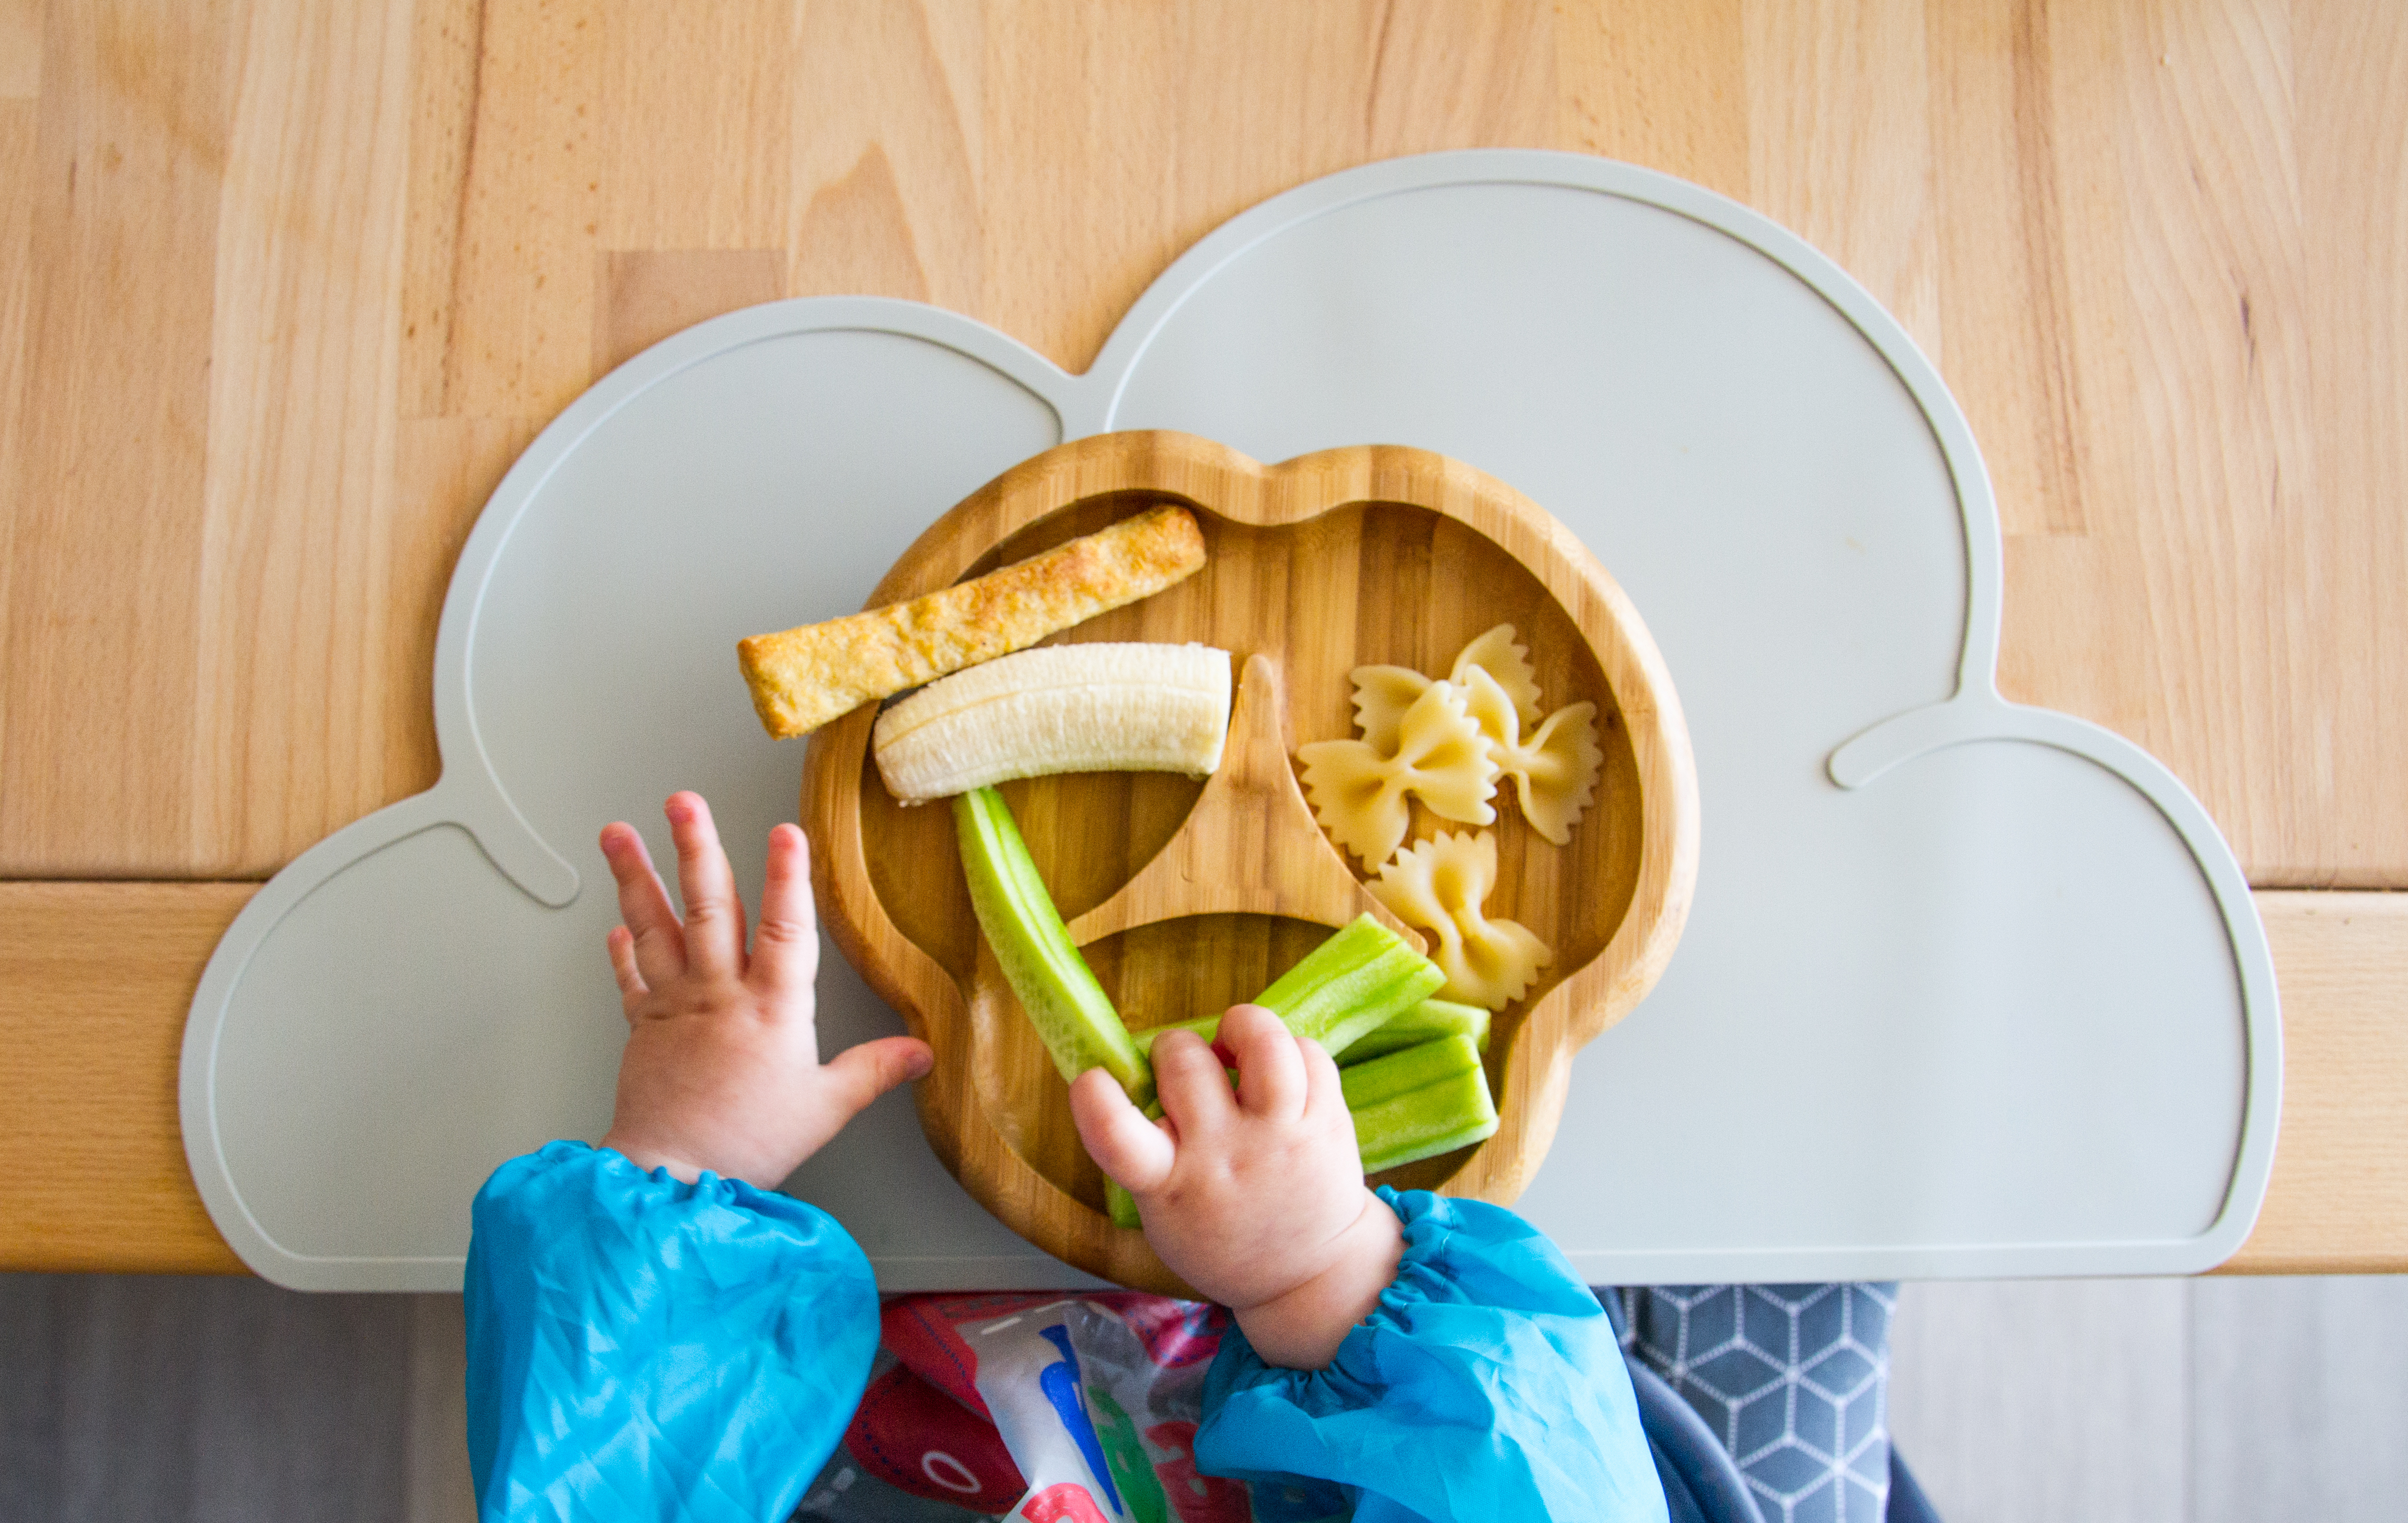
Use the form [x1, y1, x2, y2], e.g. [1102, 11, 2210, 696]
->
[465, 1142, 879, 1522]
[1194, 1188, 1668, 1523]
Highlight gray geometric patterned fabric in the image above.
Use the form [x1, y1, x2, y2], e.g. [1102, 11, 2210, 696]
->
[1612, 1284, 1899, 1523]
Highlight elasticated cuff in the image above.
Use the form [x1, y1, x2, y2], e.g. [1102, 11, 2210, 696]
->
[1194, 1188, 1668, 1523]
[466, 1141, 878, 1522]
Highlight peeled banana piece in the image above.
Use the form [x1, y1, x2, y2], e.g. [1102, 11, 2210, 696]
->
[873, 642, 1233, 803]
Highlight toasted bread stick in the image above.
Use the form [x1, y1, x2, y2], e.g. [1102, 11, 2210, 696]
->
[738, 505, 1208, 738]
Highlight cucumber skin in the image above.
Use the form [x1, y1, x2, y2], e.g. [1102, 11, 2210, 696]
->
[1339, 1033, 1484, 1109]
[1360, 1113, 1500, 1174]
[1128, 914, 1445, 1063]
[1338, 999, 1491, 1065]
[954, 788, 1149, 1101]
[1253, 913, 1396, 1008]
[1105, 1180, 1143, 1230]
[1256, 914, 1446, 1054]
[1128, 1014, 1215, 1059]
[1345, 1035, 1500, 1173]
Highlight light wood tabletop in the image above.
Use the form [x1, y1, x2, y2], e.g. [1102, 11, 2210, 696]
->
[1, 0, 2400, 1275]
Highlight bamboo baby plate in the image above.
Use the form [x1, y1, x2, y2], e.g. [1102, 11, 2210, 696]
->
[805, 430, 1699, 1293]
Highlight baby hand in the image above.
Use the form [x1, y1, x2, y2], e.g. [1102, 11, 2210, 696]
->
[597, 792, 932, 1189]
[1069, 1004, 1403, 1369]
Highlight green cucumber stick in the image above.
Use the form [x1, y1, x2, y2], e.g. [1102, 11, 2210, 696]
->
[953, 787, 1149, 1102]
[1355, 1066, 1501, 1173]
[1130, 914, 1446, 1062]
[1339, 1031, 1484, 1109]
[1106, 1180, 1143, 1230]
[1129, 1013, 1215, 1061]
[1344, 1034, 1500, 1173]
[1256, 914, 1447, 1054]
[1337, 999, 1491, 1065]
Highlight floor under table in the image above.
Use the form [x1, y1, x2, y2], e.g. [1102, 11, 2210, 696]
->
[2, 1274, 2402, 1521]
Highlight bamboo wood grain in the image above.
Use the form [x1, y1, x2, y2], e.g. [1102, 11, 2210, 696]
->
[804, 432, 1699, 1291]
[1062, 654, 1422, 951]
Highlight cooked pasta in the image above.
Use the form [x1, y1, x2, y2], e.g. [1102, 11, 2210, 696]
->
[1332, 624, 1603, 847]
[1457, 666, 1604, 846]
[1368, 830, 1553, 1009]
[1297, 680, 1499, 865]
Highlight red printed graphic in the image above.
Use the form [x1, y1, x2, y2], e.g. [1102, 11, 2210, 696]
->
[1094, 1294, 1226, 1369]
[1020, 1481, 1112, 1523]
[881, 1294, 1064, 1416]
[1145, 1420, 1253, 1523]
[842, 1364, 1026, 1512]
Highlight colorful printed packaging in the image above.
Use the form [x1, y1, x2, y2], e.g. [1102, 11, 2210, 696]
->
[793, 1294, 1346, 1523]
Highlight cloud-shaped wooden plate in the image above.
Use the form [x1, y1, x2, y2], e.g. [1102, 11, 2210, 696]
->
[805, 429, 1698, 1293]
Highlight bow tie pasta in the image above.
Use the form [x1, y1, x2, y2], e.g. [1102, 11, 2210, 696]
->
[1310, 624, 1603, 851]
[1298, 679, 1499, 865]
[1368, 831, 1553, 1010]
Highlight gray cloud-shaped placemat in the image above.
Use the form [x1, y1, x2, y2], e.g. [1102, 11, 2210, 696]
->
[182, 153, 2276, 1291]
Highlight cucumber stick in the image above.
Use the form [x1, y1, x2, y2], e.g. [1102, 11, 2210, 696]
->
[1106, 1180, 1142, 1230]
[954, 787, 1150, 1102]
[1336, 999, 1490, 1065]
[1342, 1034, 1500, 1173]
[1128, 1011, 1221, 1060]
[1105, 1034, 1491, 1220]
[1106, 1033, 1494, 1218]
[1256, 914, 1448, 1054]
[1129, 914, 1445, 1062]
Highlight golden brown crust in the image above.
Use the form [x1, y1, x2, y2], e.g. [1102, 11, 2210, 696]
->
[737, 504, 1208, 738]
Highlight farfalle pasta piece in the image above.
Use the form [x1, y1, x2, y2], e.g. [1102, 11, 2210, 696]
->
[1368, 831, 1553, 1010]
[1348, 623, 1541, 751]
[1348, 664, 1434, 754]
[1298, 680, 1499, 865]
[1450, 624, 1543, 731]
[1457, 666, 1605, 846]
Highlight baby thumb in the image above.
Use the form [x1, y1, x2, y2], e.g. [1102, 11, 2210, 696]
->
[820, 1036, 934, 1123]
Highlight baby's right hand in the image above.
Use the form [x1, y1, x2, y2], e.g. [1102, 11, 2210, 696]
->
[1069, 1004, 1404, 1370]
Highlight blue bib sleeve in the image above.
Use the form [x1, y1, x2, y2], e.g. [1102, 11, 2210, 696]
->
[1194, 1188, 1668, 1523]
[464, 1141, 879, 1522]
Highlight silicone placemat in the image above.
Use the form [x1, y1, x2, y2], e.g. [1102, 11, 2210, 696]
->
[182, 152, 2276, 1291]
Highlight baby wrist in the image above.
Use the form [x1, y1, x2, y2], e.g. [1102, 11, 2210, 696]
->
[599, 1129, 704, 1184]
[1231, 1192, 1404, 1370]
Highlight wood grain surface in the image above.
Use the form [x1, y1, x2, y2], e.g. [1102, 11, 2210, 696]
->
[2, 884, 2398, 1276]
[0, 1, 2400, 1273]
[0, 883, 249, 1274]
[803, 433, 1696, 1290]
[2224, 892, 2408, 1275]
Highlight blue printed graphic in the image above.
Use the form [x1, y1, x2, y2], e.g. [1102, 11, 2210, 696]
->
[1037, 1323, 1125, 1517]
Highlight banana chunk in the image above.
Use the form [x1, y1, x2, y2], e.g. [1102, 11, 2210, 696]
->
[874, 642, 1233, 803]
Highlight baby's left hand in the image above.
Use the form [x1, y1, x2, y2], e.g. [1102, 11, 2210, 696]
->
[1071, 1005, 1402, 1369]
[597, 792, 932, 1188]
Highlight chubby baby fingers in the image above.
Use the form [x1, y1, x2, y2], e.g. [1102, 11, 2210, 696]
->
[1219, 1003, 1307, 1120]
[606, 926, 648, 1010]
[747, 823, 820, 1001]
[817, 1035, 935, 1125]
[665, 793, 746, 980]
[1069, 1068, 1175, 1194]
[1150, 1028, 1238, 1139]
[600, 822, 685, 987]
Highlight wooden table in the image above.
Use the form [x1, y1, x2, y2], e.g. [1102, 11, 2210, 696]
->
[2, 0, 2401, 1276]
